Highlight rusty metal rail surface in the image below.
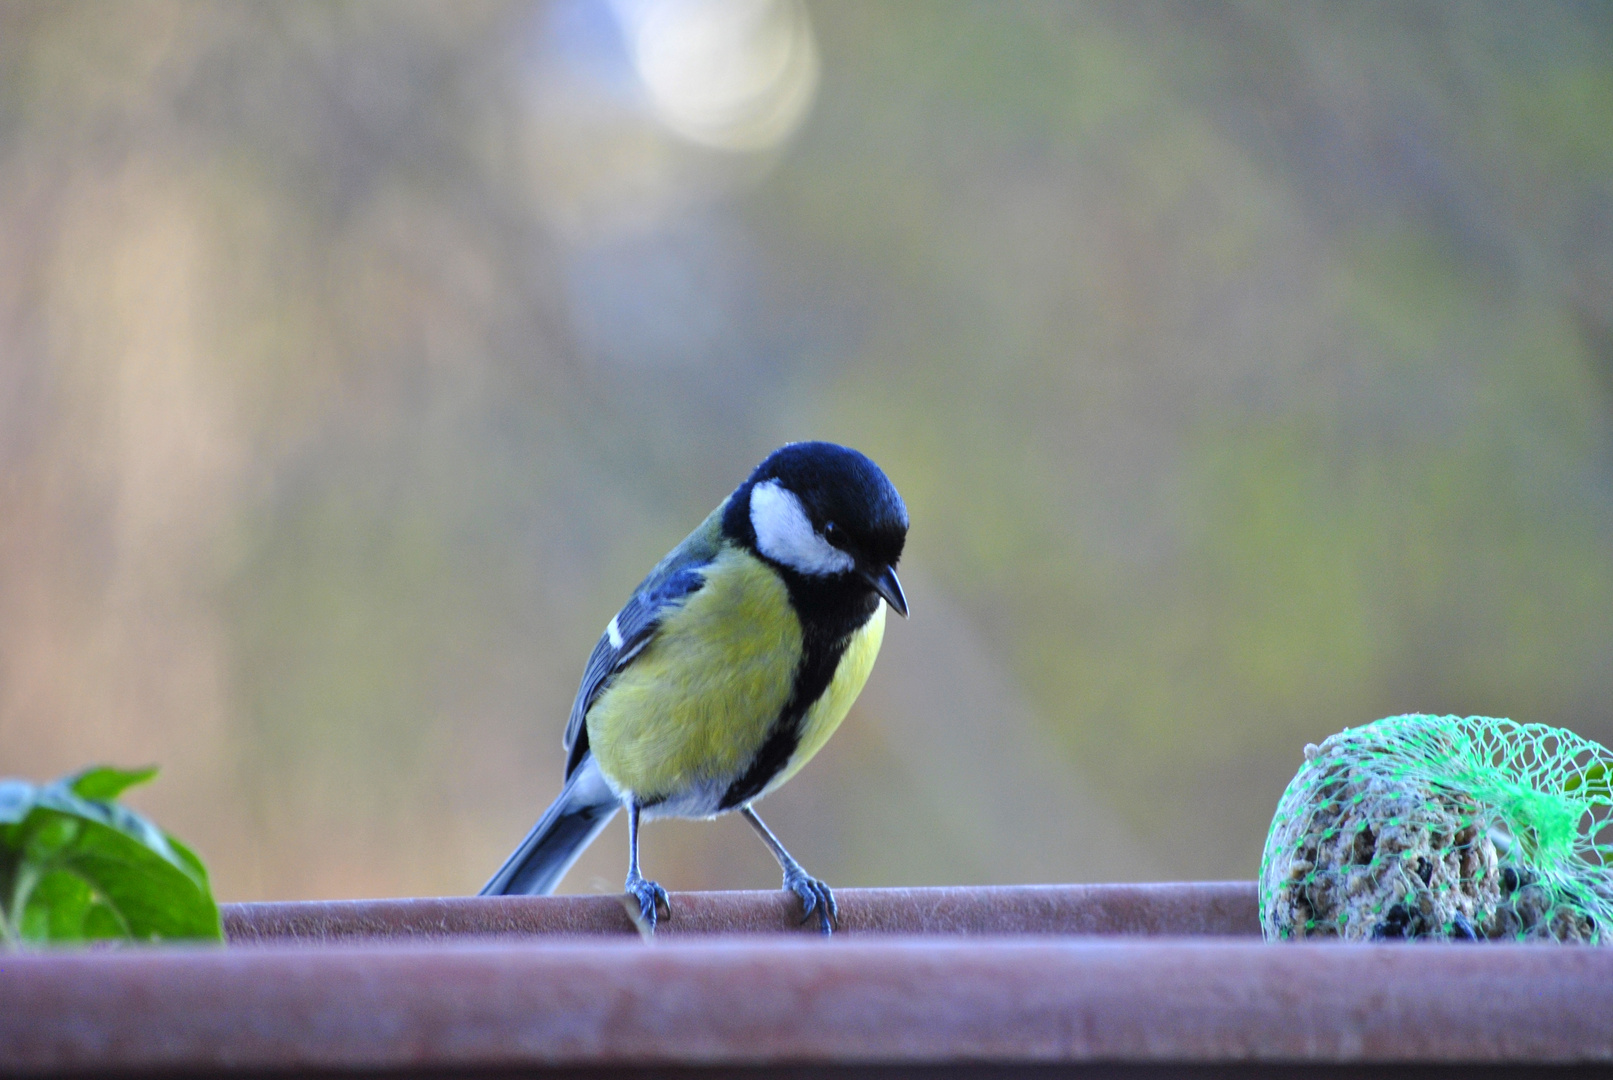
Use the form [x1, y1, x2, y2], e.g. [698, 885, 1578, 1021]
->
[4, 935, 1613, 1077]
[9, 886, 1613, 1078]
[221, 882, 1259, 942]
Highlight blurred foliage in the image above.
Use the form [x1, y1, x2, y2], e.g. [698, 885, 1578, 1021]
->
[0, 766, 222, 946]
[0, 1, 1611, 898]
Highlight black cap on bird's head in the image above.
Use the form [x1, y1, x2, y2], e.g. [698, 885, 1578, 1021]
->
[723, 441, 909, 618]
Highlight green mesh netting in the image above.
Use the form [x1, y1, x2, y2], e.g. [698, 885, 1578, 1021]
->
[1259, 714, 1613, 943]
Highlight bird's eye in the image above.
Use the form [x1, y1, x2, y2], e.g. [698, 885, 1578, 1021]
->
[823, 520, 843, 545]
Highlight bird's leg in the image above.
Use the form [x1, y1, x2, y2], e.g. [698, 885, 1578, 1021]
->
[623, 800, 669, 931]
[740, 805, 837, 935]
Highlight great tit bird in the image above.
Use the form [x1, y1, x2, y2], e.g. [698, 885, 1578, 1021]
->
[480, 441, 908, 934]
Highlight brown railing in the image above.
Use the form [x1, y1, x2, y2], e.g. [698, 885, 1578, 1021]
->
[223, 881, 1259, 942]
[4, 883, 1612, 1079]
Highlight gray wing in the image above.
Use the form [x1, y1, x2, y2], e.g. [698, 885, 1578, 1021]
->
[562, 503, 727, 779]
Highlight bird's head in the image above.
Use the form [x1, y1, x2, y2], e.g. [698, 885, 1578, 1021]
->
[725, 441, 909, 618]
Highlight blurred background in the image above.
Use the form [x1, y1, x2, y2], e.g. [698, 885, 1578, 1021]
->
[2, 0, 1612, 900]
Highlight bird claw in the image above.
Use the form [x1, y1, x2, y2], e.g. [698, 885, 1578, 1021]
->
[784, 867, 838, 935]
[625, 873, 670, 933]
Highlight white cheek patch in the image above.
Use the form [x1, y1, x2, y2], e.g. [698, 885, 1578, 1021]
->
[749, 480, 855, 577]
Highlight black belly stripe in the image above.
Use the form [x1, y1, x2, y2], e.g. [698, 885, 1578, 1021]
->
[718, 624, 853, 810]
[718, 560, 883, 811]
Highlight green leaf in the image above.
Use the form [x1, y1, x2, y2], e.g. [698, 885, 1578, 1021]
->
[32, 783, 187, 881]
[66, 766, 159, 803]
[82, 899, 129, 941]
[0, 766, 223, 947]
[47, 812, 221, 941]
[23, 815, 79, 862]
[18, 869, 94, 943]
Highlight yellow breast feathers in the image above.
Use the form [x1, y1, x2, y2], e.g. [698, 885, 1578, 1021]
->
[586, 547, 802, 800]
[585, 548, 888, 807]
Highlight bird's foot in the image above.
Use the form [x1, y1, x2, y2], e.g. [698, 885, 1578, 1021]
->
[624, 872, 670, 933]
[784, 866, 838, 935]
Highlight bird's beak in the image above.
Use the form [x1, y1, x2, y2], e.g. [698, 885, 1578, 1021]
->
[863, 564, 909, 618]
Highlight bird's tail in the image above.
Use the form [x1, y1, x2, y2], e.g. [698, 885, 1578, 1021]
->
[479, 755, 619, 896]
